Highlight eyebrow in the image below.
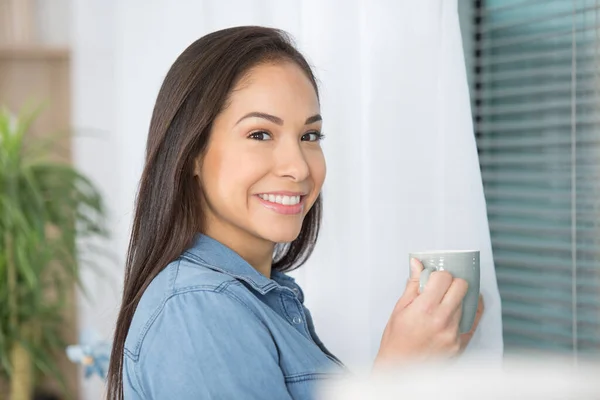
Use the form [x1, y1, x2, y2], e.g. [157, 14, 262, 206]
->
[235, 112, 322, 126]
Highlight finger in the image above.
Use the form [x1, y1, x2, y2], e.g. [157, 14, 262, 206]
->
[459, 298, 482, 351]
[468, 295, 485, 334]
[451, 306, 463, 348]
[409, 258, 423, 280]
[404, 258, 424, 296]
[459, 331, 471, 352]
[394, 258, 423, 311]
[440, 277, 469, 311]
[451, 302, 462, 327]
[418, 270, 454, 306]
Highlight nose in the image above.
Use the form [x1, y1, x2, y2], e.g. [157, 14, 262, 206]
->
[274, 138, 310, 182]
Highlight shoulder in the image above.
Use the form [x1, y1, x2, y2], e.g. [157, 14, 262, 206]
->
[122, 283, 281, 399]
[124, 257, 256, 358]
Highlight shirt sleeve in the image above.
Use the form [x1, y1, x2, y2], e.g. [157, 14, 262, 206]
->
[132, 289, 293, 400]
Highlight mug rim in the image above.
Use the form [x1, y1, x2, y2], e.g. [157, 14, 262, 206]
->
[409, 250, 479, 255]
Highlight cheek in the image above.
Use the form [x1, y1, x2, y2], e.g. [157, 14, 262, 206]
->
[201, 145, 236, 200]
[307, 150, 326, 193]
[303, 151, 325, 215]
[201, 143, 268, 200]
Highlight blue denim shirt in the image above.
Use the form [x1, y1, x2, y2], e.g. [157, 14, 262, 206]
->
[123, 234, 345, 399]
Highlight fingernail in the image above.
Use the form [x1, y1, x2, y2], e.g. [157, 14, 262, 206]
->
[410, 258, 422, 274]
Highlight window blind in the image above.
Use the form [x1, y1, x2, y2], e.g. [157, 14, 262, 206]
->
[472, 0, 600, 357]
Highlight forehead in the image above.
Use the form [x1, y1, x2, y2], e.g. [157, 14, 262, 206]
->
[222, 62, 320, 120]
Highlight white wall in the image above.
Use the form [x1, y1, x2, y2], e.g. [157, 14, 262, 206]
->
[71, 1, 123, 398]
[35, 0, 71, 45]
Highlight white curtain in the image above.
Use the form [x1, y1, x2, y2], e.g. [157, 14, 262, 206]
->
[73, 1, 503, 396]
[285, 0, 504, 368]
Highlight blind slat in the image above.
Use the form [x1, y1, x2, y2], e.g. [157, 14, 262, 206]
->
[473, 82, 588, 101]
[496, 270, 599, 292]
[503, 320, 599, 345]
[500, 287, 600, 311]
[487, 198, 600, 210]
[478, 24, 599, 50]
[491, 237, 600, 255]
[484, 187, 599, 201]
[479, 45, 598, 68]
[482, 172, 599, 184]
[478, 64, 599, 83]
[477, 116, 600, 133]
[501, 303, 600, 328]
[479, 5, 600, 34]
[479, 153, 600, 166]
[490, 222, 598, 236]
[479, 0, 564, 16]
[478, 97, 600, 117]
[493, 253, 599, 273]
[487, 206, 599, 219]
[477, 133, 600, 149]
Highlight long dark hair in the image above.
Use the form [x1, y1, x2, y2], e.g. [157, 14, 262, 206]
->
[106, 26, 322, 399]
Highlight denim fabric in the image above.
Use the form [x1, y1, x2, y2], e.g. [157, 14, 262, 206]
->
[123, 234, 345, 399]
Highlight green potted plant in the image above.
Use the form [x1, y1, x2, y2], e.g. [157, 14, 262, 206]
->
[0, 106, 108, 400]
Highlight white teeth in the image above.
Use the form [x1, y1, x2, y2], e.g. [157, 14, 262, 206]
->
[259, 194, 301, 206]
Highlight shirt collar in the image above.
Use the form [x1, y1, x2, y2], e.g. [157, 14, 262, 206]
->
[183, 234, 299, 296]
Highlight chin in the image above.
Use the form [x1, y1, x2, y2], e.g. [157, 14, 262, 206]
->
[258, 223, 303, 244]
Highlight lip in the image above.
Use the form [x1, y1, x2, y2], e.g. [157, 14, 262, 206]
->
[256, 191, 307, 196]
[255, 193, 306, 215]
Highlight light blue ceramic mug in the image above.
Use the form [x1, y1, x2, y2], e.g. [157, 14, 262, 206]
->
[409, 250, 480, 333]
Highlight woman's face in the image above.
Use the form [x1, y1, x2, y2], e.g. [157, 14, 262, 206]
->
[197, 61, 326, 247]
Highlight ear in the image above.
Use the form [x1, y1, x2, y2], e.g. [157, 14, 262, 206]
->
[193, 155, 202, 177]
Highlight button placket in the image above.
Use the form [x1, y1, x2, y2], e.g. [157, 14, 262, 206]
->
[280, 293, 309, 335]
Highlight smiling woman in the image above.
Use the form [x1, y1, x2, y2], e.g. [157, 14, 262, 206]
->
[106, 26, 482, 400]
[106, 27, 334, 400]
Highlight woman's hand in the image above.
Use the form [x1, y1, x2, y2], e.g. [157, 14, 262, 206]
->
[373, 258, 469, 368]
[459, 295, 484, 351]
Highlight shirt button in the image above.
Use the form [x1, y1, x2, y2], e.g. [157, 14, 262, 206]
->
[292, 315, 303, 324]
[292, 288, 300, 296]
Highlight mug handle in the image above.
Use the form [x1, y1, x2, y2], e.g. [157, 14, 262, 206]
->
[419, 266, 437, 294]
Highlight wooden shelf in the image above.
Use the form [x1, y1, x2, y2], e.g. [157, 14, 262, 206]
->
[0, 46, 69, 60]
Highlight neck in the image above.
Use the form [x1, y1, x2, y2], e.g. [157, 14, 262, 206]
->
[203, 223, 274, 278]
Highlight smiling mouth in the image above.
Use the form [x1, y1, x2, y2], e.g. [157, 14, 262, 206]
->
[257, 193, 302, 206]
[255, 193, 306, 215]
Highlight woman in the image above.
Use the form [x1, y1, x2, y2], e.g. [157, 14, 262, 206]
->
[107, 26, 482, 399]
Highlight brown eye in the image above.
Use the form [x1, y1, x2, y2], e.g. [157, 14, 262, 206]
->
[301, 131, 324, 142]
[248, 131, 272, 141]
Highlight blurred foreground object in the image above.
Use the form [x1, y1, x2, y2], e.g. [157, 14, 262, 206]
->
[66, 329, 110, 380]
[320, 355, 600, 399]
[0, 107, 108, 400]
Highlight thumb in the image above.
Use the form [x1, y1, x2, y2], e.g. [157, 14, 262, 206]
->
[395, 258, 423, 311]
[407, 257, 423, 292]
